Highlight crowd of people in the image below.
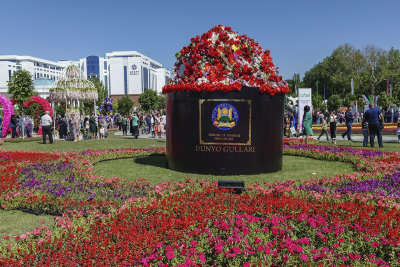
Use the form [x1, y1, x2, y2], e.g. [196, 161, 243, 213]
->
[284, 105, 400, 147]
[1, 114, 35, 139]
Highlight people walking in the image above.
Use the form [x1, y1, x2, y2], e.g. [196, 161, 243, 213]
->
[41, 111, 53, 144]
[317, 116, 329, 141]
[342, 106, 354, 140]
[10, 115, 18, 139]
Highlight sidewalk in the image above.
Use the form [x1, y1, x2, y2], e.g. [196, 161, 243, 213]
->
[114, 131, 166, 139]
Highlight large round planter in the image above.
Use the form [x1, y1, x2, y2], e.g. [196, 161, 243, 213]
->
[166, 87, 284, 175]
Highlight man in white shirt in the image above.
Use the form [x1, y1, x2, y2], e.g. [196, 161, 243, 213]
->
[41, 111, 53, 144]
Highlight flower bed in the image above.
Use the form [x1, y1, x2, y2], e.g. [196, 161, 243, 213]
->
[1, 141, 400, 265]
[309, 123, 399, 134]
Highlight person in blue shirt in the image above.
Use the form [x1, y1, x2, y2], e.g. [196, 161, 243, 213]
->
[342, 106, 354, 141]
[364, 104, 384, 148]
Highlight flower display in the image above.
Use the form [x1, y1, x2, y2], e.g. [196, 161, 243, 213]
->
[0, 95, 14, 138]
[1, 142, 400, 265]
[163, 25, 289, 95]
[23, 96, 53, 117]
[49, 65, 98, 102]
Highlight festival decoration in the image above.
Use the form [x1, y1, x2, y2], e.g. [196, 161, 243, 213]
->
[49, 65, 98, 103]
[0, 95, 15, 138]
[23, 96, 53, 117]
[163, 25, 289, 95]
[99, 97, 113, 116]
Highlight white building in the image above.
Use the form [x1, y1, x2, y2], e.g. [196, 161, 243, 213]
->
[0, 55, 65, 98]
[0, 52, 170, 103]
[106, 51, 170, 98]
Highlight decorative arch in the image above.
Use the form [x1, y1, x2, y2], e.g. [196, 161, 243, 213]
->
[23, 96, 53, 117]
[0, 95, 15, 138]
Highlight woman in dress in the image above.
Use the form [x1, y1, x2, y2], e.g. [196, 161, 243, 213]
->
[302, 105, 313, 145]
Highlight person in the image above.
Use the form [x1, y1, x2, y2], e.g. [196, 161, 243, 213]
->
[130, 112, 139, 139]
[25, 116, 33, 138]
[362, 117, 369, 147]
[329, 111, 338, 144]
[83, 117, 90, 139]
[283, 112, 288, 137]
[364, 103, 384, 148]
[342, 106, 353, 141]
[99, 125, 105, 139]
[122, 115, 128, 136]
[41, 111, 53, 144]
[151, 114, 156, 138]
[317, 116, 329, 141]
[58, 115, 68, 139]
[162, 111, 167, 134]
[302, 105, 313, 145]
[146, 113, 152, 134]
[70, 114, 79, 142]
[288, 111, 295, 137]
[0, 116, 3, 136]
[10, 115, 18, 139]
[159, 117, 165, 138]
[397, 120, 400, 143]
[89, 113, 97, 139]
[17, 115, 23, 137]
[393, 109, 399, 123]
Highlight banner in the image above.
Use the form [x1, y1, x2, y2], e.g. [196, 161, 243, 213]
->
[298, 88, 312, 132]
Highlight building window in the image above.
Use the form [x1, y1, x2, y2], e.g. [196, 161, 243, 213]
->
[104, 76, 108, 90]
[142, 67, 148, 91]
[124, 66, 128, 95]
[8, 70, 12, 80]
[104, 61, 107, 69]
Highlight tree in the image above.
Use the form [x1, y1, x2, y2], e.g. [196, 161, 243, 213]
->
[7, 69, 35, 111]
[7, 69, 35, 138]
[377, 93, 394, 110]
[343, 93, 357, 107]
[90, 78, 108, 107]
[327, 95, 342, 112]
[138, 89, 158, 111]
[157, 93, 166, 110]
[118, 96, 134, 115]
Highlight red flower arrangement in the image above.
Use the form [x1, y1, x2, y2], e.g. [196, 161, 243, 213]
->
[163, 25, 289, 95]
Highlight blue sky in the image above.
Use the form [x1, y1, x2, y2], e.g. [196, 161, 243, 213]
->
[1, 0, 399, 79]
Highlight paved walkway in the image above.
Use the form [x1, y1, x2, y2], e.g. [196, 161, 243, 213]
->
[114, 130, 166, 139]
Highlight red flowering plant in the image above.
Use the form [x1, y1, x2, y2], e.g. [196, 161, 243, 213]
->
[163, 25, 289, 95]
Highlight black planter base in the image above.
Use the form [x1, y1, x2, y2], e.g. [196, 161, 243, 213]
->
[166, 87, 284, 175]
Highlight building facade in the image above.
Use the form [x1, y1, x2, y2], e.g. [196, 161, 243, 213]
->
[0, 51, 170, 105]
[0, 55, 65, 98]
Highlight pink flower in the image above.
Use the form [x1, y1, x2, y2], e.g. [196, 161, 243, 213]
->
[45, 231, 52, 237]
[338, 238, 345, 243]
[166, 250, 175, 260]
[19, 234, 27, 239]
[232, 246, 241, 254]
[300, 254, 309, 261]
[332, 243, 340, 248]
[243, 263, 250, 267]
[371, 241, 379, 248]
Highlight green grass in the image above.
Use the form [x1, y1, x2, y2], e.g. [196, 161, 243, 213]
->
[0, 210, 55, 241]
[93, 155, 354, 185]
[0, 131, 165, 152]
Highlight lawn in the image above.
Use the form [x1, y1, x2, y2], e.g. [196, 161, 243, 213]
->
[93, 155, 354, 185]
[0, 210, 55, 243]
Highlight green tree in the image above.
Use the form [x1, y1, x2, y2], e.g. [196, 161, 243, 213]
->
[343, 93, 357, 107]
[157, 93, 166, 110]
[327, 94, 342, 112]
[91, 79, 108, 107]
[118, 96, 134, 115]
[377, 93, 394, 110]
[139, 89, 158, 111]
[7, 69, 35, 111]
